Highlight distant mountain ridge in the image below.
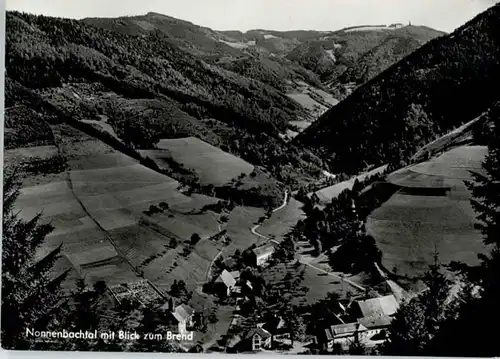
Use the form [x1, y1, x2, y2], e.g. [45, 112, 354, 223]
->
[295, 3, 500, 175]
[6, 8, 445, 195]
[82, 12, 444, 99]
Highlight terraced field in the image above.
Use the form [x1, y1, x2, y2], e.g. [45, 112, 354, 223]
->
[140, 137, 254, 186]
[8, 125, 224, 288]
[9, 148, 132, 288]
[367, 146, 490, 278]
[8, 122, 274, 298]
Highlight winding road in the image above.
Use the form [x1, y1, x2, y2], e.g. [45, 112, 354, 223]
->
[205, 222, 226, 281]
[250, 190, 289, 244]
[250, 189, 366, 292]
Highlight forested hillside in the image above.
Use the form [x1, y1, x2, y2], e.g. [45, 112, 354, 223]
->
[5, 11, 329, 191]
[4, 10, 449, 199]
[82, 14, 326, 93]
[287, 25, 444, 98]
[296, 4, 500, 175]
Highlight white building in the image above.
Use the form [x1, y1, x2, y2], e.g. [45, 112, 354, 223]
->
[246, 327, 272, 351]
[323, 322, 368, 351]
[216, 269, 240, 296]
[252, 244, 275, 266]
[172, 304, 195, 334]
[357, 316, 392, 344]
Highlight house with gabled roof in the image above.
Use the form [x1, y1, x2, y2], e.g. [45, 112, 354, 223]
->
[321, 322, 367, 351]
[216, 269, 240, 296]
[245, 326, 272, 351]
[172, 304, 195, 334]
[357, 315, 391, 343]
[252, 243, 275, 266]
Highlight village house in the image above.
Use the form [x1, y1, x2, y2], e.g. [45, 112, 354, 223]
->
[321, 322, 368, 351]
[316, 295, 399, 351]
[357, 316, 391, 343]
[354, 294, 399, 319]
[216, 269, 240, 296]
[172, 304, 195, 334]
[241, 316, 291, 352]
[252, 243, 275, 267]
[245, 326, 273, 351]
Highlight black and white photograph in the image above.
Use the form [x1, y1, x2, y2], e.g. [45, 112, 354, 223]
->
[1, 0, 500, 355]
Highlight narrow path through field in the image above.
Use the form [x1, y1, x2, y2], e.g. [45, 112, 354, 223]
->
[302, 260, 365, 292]
[374, 262, 407, 303]
[249, 190, 288, 244]
[205, 221, 225, 281]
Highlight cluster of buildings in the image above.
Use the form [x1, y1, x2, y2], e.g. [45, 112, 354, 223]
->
[227, 314, 292, 353]
[210, 243, 275, 298]
[230, 294, 400, 354]
[317, 294, 399, 352]
[103, 241, 278, 352]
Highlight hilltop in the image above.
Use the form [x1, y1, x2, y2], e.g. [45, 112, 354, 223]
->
[296, 4, 500, 175]
[287, 24, 445, 98]
[82, 13, 443, 100]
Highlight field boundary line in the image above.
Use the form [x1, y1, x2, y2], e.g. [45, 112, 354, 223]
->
[303, 262, 365, 291]
[49, 124, 143, 279]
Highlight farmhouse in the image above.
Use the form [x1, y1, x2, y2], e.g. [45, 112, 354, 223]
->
[321, 322, 368, 351]
[252, 244, 275, 267]
[172, 304, 195, 334]
[357, 316, 391, 342]
[245, 326, 273, 351]
[216, 269, 240, 296]
[241, 316, 291, 352]
[354, 295, 399, 318]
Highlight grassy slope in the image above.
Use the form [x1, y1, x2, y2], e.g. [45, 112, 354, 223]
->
[366, 146, 490, 278]
[296, 4, 500, 175]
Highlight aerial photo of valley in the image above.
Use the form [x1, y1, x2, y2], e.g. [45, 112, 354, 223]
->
[2, 0, 500, 356]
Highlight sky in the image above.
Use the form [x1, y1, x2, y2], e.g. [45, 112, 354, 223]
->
[5, 0, 498, 33]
